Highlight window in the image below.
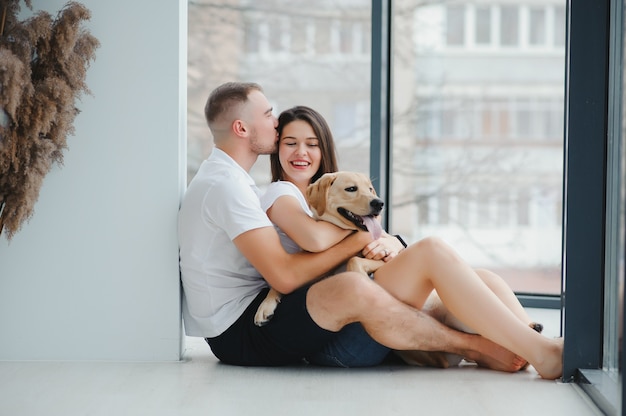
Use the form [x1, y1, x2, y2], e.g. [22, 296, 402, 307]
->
[475, 6, 492, 45]
[187, 1, 371, 188]
[500, 6, 519, 46]
[191, 0, 566, 298]
[290, 18, 308, 54]
[438, 194, 450, 225]
[339, 21, 353, 54]
[479, 98, 509, 139]
[444, 4, 566, 51]
[554, 6, 566, 47]
[314, 18, 332, 54]
[268, 18, 285, 53]
[395, 1, 566, 295]
[529, 7, 547, 46]
[245, 19, 260, 53]
[446, 5, 465, 46]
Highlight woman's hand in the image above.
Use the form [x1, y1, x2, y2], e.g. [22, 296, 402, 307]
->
[361, 233, 405, 261]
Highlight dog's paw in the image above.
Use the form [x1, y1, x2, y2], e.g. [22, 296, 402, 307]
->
[254, 296, 280, 327]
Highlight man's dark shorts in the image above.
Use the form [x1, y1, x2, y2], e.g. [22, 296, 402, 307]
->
[206, 285, 336, 366]
[206, 284, 391, 367]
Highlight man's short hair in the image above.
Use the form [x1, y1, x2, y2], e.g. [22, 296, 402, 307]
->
[204, 82, 263, 136]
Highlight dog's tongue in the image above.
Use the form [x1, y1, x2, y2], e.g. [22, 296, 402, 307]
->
[362, 216, 382, 240]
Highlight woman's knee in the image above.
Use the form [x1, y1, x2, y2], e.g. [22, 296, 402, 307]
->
[410, 236, 459, 262]
[474, 268, 494, 280]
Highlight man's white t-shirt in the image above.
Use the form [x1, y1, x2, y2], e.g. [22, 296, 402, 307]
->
[178, 148, 273, 337]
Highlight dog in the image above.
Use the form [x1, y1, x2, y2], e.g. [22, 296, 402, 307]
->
[254, 171, 386, 326]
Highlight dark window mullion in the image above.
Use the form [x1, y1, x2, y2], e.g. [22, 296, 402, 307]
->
[370, 0, 392, 231]
[561, 0, 609, 381]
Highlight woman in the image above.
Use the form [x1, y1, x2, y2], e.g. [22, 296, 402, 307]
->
[260, 106, 562, 377]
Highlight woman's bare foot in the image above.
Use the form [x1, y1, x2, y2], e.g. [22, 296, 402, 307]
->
[530, 337, 564, 380]
[519, 322, 545, 370]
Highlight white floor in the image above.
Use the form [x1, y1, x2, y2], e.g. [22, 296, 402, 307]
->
[0, 309, 603, 416]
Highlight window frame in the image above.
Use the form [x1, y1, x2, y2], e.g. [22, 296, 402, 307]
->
[562, 0, 625, 413]
[375, 1, 564, 308]
[374, 2, 623, 408]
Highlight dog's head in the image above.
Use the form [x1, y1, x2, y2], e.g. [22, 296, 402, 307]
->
[306, 171, 384, 239]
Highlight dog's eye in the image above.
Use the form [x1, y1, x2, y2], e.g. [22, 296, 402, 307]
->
[345, 186, 357, 192]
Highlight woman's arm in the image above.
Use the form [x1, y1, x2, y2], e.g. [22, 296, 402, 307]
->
[234, 226, 371, 294]
[267, 195, 352, 252]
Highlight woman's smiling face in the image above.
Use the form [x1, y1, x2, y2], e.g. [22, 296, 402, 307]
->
[278, 119, 322, 187]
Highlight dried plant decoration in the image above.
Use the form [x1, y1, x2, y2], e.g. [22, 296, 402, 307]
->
[0, 0, 99, 240]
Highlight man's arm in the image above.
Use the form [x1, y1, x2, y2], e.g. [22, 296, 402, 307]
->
[234, 226, 372, 294]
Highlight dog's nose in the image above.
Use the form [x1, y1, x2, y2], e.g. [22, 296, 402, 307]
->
[370, 198, 384, 214]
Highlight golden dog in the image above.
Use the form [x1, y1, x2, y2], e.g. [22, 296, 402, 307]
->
[254, 171, 386, 326]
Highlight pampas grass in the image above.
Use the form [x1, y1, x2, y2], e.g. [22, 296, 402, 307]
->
[0, 0, 99, 240]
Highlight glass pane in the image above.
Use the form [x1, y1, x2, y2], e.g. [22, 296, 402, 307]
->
[554, 6, 566, 47]
[392, 0, 566, 295]
[446, 5, 465, 46]
[529, 8, 546, 46]
[187, 0, 371, 188]
[475, 6, 491, 45]
[500, 6, 519, 46]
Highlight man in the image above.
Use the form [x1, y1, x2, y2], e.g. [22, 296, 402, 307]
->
[178, 81, 523, 370]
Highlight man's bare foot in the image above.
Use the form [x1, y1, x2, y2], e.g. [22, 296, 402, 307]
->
[530, 337, 563, 380]
[474, 354, 527, 372]
[465, 336, 526, 373]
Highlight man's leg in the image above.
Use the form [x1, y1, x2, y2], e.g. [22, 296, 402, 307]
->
[306, 322, 391, 367]
[306, 272, 526, 373]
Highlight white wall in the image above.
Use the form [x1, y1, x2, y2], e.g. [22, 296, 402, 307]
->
[0, 0, 186, 360]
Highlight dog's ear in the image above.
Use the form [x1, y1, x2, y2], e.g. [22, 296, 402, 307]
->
[369, 179, 378, 197]
[306, 172, 337, 217]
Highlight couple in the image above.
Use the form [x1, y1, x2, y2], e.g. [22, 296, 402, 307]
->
[178, 81, 563, 379]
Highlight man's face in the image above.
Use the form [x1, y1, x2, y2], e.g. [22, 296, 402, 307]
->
[245, 90, 279, 155]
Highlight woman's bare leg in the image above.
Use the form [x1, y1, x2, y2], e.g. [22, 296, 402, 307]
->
[423, 271, 541, 370]
[426, 268, 536, 331]
[373, 237, 562, 379]
[474, 268, 534, 324]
